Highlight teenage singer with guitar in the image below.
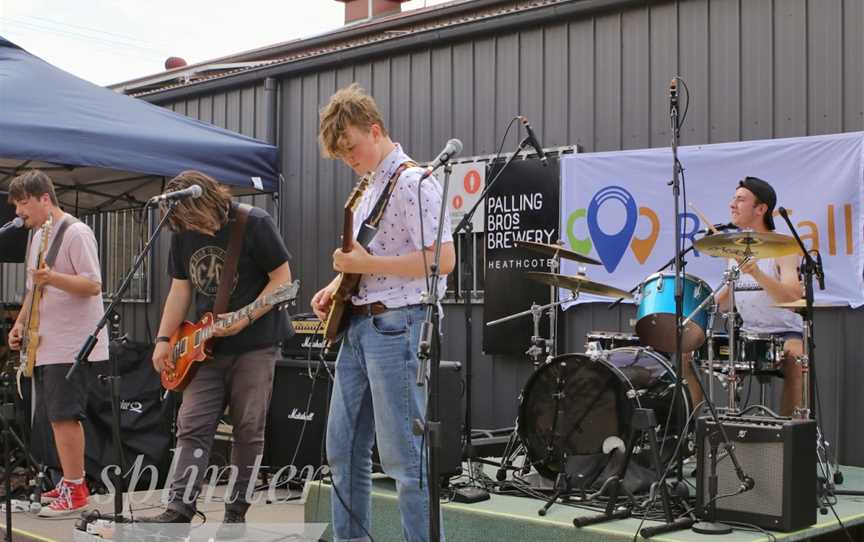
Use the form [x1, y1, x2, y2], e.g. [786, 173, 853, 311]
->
[312, 84, 455, 542]
[6, 170, 109, 517]
[141, 170, 293, 538]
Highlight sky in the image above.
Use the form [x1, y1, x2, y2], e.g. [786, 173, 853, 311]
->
[0, 0, 453, 86]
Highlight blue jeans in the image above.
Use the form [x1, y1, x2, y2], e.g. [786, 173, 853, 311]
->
[326, 305, 443, 542]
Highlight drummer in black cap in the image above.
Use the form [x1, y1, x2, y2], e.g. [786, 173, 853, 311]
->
[687, 177, 805, 416]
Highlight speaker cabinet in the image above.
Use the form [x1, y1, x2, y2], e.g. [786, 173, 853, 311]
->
[265, 359, 464, 480]
[696, 415, 816, 531]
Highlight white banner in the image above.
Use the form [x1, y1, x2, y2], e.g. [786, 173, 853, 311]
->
[448, 161, 486, 232]
[559, 132, 864, 308]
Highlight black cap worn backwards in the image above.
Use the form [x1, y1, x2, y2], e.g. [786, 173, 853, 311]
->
[738, 176, 776, 230]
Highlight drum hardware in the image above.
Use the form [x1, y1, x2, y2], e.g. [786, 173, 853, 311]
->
[486, 295, 574, 367]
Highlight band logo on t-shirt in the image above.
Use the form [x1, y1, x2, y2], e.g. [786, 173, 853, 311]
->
[189, 245, 237, 297]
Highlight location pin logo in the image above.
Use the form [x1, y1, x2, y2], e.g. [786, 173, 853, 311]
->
[587, 186, 638, 272]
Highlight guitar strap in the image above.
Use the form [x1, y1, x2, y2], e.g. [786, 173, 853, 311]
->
[213, 203, 251, 316]
[43, 214, 80, 268]
[356, 161, 418, 248]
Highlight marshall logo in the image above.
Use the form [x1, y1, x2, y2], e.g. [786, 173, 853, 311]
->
[286, 408, 315, 422]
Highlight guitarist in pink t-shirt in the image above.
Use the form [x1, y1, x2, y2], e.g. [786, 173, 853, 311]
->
[7, 169, 109, 517]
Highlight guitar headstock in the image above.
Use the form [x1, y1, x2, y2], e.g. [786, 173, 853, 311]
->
[345, 172, 373, 213]
[267, 280, 301, 310]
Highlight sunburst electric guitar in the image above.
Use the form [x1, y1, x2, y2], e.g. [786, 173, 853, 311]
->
[160, 280, 300, 391]
[323, 173, 373, 349]
[20, 216, 54, 378]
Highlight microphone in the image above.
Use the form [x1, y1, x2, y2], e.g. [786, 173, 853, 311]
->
[697, 222, 737, 235]
[421, 139, 463, 180]
[0, 217, 24, 235]
[519, 116, 548, 166]
[149, 184, 203, 204]
[814, 250, 825, 290]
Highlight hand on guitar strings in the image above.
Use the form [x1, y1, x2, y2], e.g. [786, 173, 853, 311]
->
[212, 312, 253, 338]
[311, 285, 336, 320]
[7, 324, 23, 351]
[29, 264, 55, 287]
[333, 240, 372, 274]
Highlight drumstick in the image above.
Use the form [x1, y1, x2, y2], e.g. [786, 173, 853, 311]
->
[688, 202, 719, 234]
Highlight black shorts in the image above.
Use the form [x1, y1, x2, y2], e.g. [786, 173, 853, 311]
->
[34, 364, 87, 422]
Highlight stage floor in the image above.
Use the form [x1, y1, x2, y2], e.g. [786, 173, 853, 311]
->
[0, 484, 309, 541]
[2, 466, 861, 541]
[305, 465, 864, 542]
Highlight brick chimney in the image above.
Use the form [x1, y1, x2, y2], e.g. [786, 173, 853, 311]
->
[335, 0, 409, 25]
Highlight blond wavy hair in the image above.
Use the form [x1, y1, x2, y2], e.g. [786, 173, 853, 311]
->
[163, 170, 232, 234]
[319, 83, 388, 159]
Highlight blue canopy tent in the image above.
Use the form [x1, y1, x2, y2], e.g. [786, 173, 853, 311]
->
[0, 36, 279, 212]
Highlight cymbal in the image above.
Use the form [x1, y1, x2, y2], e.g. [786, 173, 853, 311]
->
[514, 241, 601, 265]
[774, 299, 839, 311]
[524, 272, 634, 299]
[693, 231, 799, 259]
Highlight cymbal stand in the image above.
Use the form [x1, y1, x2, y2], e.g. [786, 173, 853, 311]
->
[683, 255, 751, 413]
[486, 294, 576, 369]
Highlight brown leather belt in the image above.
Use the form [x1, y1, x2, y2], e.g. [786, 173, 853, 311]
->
[349, 301, 388, 316]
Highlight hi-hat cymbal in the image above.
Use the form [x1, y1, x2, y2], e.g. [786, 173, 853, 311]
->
[514, 241, 601, 265]
[693, 231, 799, 259]
[524, 272, 634, 299]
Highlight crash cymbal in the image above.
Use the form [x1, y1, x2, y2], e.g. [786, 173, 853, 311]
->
[524, 272, 634, 299]
[693, 231, 799, 259]
[514, 241, 601, 265]
[774, 299, 838, 311]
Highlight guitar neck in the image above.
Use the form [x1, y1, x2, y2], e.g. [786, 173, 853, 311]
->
[202, 295, 272, 340]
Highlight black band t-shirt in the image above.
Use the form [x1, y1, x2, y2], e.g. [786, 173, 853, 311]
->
[168, 203, 292, 354]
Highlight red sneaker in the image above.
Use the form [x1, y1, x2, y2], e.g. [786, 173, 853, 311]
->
[38, 481, 89, 517]
[40, 480, 64, 504]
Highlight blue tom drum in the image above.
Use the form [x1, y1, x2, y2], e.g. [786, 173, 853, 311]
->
[635, 272, 711, 353]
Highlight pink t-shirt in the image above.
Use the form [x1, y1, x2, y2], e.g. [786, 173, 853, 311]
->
[25, 214, 110, 365]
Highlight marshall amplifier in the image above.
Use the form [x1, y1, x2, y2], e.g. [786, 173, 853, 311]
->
[265, 359, 464, 480]
[264, 358, 334, 473]
[696, 415, 816, 531]
[282, 314, 339, 361]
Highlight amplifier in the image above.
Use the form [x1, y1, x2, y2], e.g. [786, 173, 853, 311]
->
[265, 359, 464, 480]
[696, 415, 816, 531]
[282, 314, 339, 361]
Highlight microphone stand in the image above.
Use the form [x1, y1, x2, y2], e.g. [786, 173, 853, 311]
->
[447, 135, 538, 497]
[416, 161, 455, 542]
[67, 200, 179, 523]
[775, 212, 858, 499]
[668, 76, 688, 489]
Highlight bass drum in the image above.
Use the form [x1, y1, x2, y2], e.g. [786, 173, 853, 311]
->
[517, 348, 691, 481]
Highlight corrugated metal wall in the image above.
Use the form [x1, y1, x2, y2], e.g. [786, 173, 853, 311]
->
[269, 0, 863, 465]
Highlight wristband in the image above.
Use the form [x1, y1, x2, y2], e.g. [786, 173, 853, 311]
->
[155, 336, 170, 344]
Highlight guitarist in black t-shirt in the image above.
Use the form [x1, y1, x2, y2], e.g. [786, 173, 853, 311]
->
[140, 170, 292, 536]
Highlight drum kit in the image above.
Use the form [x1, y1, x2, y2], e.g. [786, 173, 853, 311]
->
[489, 230, 810, 499]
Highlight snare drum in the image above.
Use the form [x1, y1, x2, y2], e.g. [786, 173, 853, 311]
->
[636, 273, 711, 353]
[695, 333, 753, 373]
[584, 331, 641, 353]
[740, 332, 785, 376]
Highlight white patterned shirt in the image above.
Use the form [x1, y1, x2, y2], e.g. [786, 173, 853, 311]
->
[351, 144, 453, 307]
